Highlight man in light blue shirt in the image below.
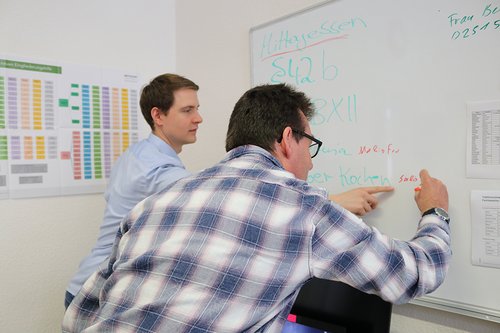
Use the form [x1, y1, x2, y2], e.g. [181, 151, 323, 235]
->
[65, 73, 203, 307]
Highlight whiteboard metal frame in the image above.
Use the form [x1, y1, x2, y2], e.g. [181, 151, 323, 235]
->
[412, 296, 500, 323]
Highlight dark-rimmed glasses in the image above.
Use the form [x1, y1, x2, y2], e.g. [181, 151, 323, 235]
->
[278, 128, 323, 158]
[292, 129, 323, 158]
[292, 128, 323, 158]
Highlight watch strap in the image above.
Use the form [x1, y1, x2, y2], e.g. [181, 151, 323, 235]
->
[422, 207, 450, 224]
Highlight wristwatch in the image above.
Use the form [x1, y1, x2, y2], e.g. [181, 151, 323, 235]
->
[422, 207, 450, 224]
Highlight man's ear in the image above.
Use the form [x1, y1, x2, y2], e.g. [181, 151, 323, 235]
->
[151, 107, 162, 127]
[277, 126, 294, 158]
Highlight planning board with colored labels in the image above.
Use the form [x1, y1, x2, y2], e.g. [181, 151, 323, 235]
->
[0, 55, 141, 198]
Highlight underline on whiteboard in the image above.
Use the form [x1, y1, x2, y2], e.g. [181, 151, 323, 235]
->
[260, 34, 349, 61]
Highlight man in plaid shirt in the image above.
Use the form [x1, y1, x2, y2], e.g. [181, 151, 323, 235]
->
[63, 84, 451, 332]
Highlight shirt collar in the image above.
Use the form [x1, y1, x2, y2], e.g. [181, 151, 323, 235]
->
[147, 133, 178, 156]
[223, 145, 285, 170]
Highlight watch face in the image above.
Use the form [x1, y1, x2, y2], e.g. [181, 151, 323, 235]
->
[423, 207, 450, 223]
[435, 207, 449, 219]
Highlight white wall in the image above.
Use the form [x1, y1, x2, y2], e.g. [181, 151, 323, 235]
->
[175, 1, 500, 332]
[0, 0, 175, 332]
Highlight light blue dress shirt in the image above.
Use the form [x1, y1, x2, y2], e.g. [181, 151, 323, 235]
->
[66, 133, 191, 297]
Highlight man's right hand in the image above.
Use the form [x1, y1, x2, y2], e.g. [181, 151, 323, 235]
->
[414, 169, 449, 213]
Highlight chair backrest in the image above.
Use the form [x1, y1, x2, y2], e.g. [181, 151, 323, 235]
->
[289, 278, 392, 333]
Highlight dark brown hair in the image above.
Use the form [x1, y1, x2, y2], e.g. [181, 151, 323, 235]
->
[139, 74, 199, 130]
[225, 84, 315, 152]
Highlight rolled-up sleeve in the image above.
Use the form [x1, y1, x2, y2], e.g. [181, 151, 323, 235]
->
[310, 201, 451, 304]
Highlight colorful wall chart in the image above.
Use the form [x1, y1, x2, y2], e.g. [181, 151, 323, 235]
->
[0, 55, 141, 198]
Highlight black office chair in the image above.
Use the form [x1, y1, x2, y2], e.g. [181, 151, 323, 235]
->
[289, 278, 392, 333]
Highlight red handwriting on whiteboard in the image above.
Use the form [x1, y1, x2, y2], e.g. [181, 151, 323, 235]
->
[358, 144, 400, 155]
[398, 174, 419, 183]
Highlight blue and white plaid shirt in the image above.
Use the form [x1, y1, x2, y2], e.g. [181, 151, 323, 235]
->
[63, 145, 451, 333]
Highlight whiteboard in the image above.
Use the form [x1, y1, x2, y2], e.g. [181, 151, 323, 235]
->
[250, 0, 500, 322]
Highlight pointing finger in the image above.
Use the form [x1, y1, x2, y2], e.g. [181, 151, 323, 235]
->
[419, 169, 430, 185]
[363, 186, 395, 194]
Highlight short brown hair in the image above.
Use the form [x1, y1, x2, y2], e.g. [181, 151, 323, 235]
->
[139, 74, 199, 131]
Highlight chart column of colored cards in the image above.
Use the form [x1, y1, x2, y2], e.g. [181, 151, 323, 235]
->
[0, 72, 7, 198]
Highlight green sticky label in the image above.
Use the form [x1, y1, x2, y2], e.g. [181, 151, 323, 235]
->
[59, 99, 69, 107]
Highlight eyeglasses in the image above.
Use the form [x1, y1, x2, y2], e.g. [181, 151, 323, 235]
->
[292, 129, 323, 158]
